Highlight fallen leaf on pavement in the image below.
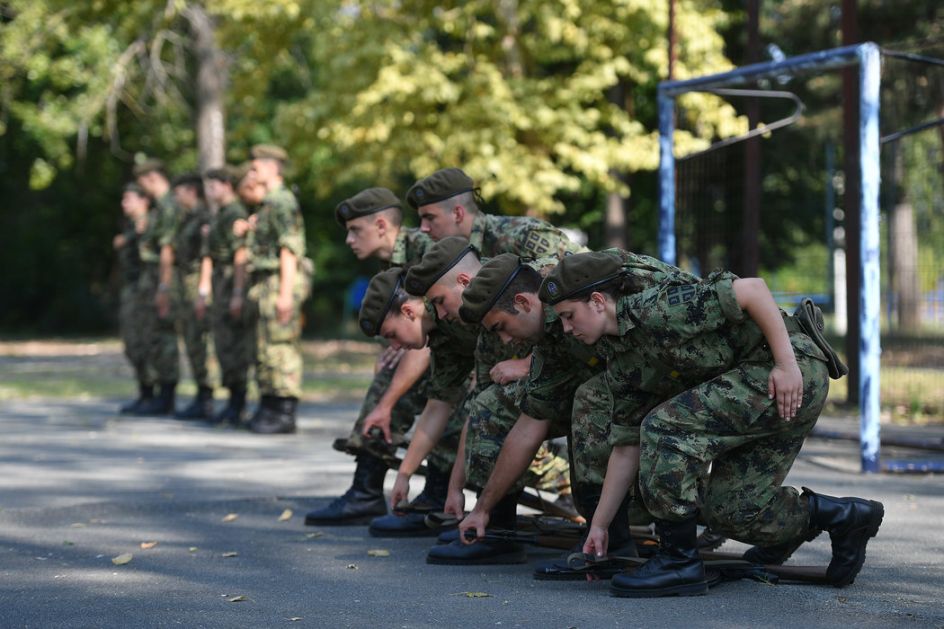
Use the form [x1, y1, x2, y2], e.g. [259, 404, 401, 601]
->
[222, 513, 239, 523]
[188, 547, 199, 553]
[227, 595, 248, 603]
[367, 549, 390, 557]
[304, 532, 323, 539]
[346, 564, 358, 570]
[278, 509, 293, 522]
[454, 592, 490, 598]
[111, 553, 133, 565]
[62, 541, 74, 546]
[222, 551, 239, 558]
[140, 541, 158, 550]
[287, 618, 303, 622]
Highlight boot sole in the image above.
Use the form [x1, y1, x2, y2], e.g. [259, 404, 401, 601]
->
[426, 551, 528, 566]
[830, 500, 884, 588]
[304, 514, 384, 526]
[610, 580, 708, 598]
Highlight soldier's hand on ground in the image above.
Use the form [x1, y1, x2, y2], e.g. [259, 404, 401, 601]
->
[390, 472, 411, 510]
[276, 293, 293, 324]
[443, 488, 465, 521]
[458, 509, 488, 545]
[362, 405, 393, 444]
[489, 357, 531, 385]
[229, 294, 244, 319]
[769, 360, 803, 420]
[378, 346, 406, 371]
[583, 525, 609, 559]
[155, 291, 171, 319]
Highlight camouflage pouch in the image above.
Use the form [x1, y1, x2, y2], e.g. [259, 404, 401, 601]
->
[792, 298, 848, 380]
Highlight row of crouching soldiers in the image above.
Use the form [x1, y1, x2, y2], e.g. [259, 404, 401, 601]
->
[308, 167, 884, 598]
[114, 145, 312, 434]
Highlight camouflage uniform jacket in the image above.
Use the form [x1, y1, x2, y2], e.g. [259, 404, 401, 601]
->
[388, 227, 431, 269]
[202, 200, 248, 268]
[119, 221, 143, 285]
[250, 183, 305, 272]
[426, 302, 479, 404]
[138, 192, 178, 265]
[174, 203, 212, 273]
[602, 270, 827, 447]
[469, 212, 587, 259]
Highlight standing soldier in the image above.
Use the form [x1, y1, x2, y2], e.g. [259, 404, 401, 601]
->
[245, 145, 309, 434]
[133, 159, 180, 415]
[171, 173, 215, 419]
[197, 166, 252, 424]
[115, 184, 154, 414]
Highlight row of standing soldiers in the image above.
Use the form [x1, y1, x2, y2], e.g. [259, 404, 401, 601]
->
[114, 145, 312, 434]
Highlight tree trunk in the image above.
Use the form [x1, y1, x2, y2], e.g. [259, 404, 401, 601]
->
[889, 143, 920, 330]
[605, 82, 628, 249]
[185, 4, 227, 171]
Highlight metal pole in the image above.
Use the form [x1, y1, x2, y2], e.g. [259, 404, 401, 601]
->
[658, 89, 676, 265]
[742, 0, 761, 277]
[858, 43, 881, 473]
[842, 0, 861, 405]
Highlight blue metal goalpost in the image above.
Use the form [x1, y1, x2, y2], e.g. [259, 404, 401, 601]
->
[656, 43, 882, 473]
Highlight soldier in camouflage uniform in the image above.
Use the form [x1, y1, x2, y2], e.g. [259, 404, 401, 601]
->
[454, 251, 691, 579]
[398, 237, 574, 565]
[115, 183, 154, 414]
[198, 166, 252, 425]
[244, 145, 310, 434]
[306, 188, 466, 537]
[541, 251, 884, 597]
[133, 159, 181, 415]
[170, 173, 215, 419]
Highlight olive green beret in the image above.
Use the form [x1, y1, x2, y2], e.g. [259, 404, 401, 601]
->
[406, 167, 475, 209]
[359, 268, 406, 337]
[336, 187, 402, 227]
[171, 172, 203, 188]
[459, 253, 525, 324]
[122, 182, 149, 198]
[132, 158, 166, 178]
[204, 165, 241, 186]
[539, 252, 623, 305]
[250, 144, 289, 162]
[404, 236, 476, 296]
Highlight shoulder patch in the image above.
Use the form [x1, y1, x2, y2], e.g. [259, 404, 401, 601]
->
[666, 285, 696, 306]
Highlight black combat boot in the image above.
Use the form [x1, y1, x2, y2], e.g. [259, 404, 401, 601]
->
[369, 463, 453, 538]
[136, 382, 176, 416]
[249, 396, 297, 434]
[305, 454, 389, 525]
[741, 487, 883, 587]
[210, 386, 247, 426]
[610, 517, 707, 598]
[120, 383, 153, 415]
[426, 491, 527, 565]
[534, 493, 638, 581]
[176, 386, 215, 420]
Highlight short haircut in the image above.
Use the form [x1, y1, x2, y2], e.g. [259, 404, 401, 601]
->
[493, 265, 542, 314]
[437, 190, 479, 215]
[387, 285, 414, 318]
[379, 205, 403, 228]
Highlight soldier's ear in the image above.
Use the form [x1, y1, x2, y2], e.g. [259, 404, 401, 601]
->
[400, 301, 417, 320]
[456, 272, 472, 289]
[374, 215, 388, 236]
[513, 293, 532, 314]
[452, 203, 465, 224]
[589, 291, 607, 311]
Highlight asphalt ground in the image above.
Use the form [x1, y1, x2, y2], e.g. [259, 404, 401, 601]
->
[1, 398, 943, 629]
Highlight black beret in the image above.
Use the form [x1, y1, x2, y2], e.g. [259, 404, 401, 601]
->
[132, 158, 166, 178]
[406, 168, 475, 209]
[404, 236, 476, 296]
[122, 182, 149, 198]
[459, 254, 524, 325]
[336, 187, 402, 227]
[538, 252, 623, 305]
[171, 172, 203, 188]
[358, 268, 406, 337]
[204, 165, 241, 186]
[250, 144, 288, 162]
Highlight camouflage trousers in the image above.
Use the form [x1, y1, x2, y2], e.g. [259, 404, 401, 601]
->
[138, 265, 179, 384]
[345, 362, 464, 475]
[211, 266, 253, 390]
[465, 381, 572, 497]
[120, 283, 152, 386]
[247, 270, 310, 398]
[175, 270, 211, 388]
[639, 355, 829, 546]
